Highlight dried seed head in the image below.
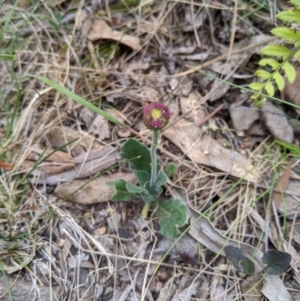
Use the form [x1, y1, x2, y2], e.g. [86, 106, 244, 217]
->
[143, 102, 170, 130]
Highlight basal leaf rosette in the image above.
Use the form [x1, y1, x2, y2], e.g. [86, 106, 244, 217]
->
[143, 102, 170, 130]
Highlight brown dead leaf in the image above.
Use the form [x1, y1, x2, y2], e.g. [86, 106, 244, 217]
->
[89, 114, 110, 142]
[124, 86, 160, 103]
[26, 145, 78, 164]
[20, 159, 77, 176]
[47, 127, 103, 157]
[54, 173, 136, 204]
[283, 69, 300, 114]
[163, 120, 258, 182]
[180, 91, 206, 123]
[273, 162, 292, 209]
[0, 160, 13, 171]
[277, 180, 300, 220]
[78, 13, 141, 51]
[241, 274, 263, 301]
[31, 146, 119, 185]
[19, 145, 78, 175]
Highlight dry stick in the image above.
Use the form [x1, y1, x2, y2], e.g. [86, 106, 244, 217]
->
[196, 104, 224, 127]
[225, 0, 238, 68]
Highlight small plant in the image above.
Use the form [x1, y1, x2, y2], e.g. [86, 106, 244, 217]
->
[225, 245, 291, 275]
[249, 0, 300, 106]
[108, 102, 187, 238]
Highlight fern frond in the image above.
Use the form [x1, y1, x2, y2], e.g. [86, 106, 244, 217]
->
[264, 82, 275, 96]
[293, 49, 300, 58]
[282, 62, 296, 83]
[260, 45, 291, 59]
[277, 10, 300, 23]
[290, 0, 300, 7]
[249, 1, 300, 106]
[249, 82, 263, 91]
[272, 73, 285, 91]
[255, 69, 271, 80]
[258, 58, 280, 69]
[271, 27, 300, 44]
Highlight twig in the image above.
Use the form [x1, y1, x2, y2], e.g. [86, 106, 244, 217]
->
[196, 104, 224, 127]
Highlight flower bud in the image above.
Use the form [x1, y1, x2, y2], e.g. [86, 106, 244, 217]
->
[143, 102, 171, 130]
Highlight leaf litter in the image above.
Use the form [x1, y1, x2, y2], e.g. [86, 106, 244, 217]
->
[1, 0, 300, 300]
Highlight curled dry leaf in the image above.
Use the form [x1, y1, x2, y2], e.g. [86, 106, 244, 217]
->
[19, 145, 78, 175]
[54, 173, 136, 204]
[47, 127, 104, 156]
[163, 120, 258, 182]
[78, 13, 142, 51]
[31, 146, 119, 185]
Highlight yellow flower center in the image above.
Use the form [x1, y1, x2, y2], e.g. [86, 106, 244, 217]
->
[151, 108, 162, 119]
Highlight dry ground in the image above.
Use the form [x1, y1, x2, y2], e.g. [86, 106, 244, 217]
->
[1, 0, 300, 300]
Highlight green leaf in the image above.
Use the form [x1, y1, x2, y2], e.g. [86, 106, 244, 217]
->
[156, 199, 187, 238]
[276, 140, 300, 156]
[273, 72, 285, 91]
[271, 27, 300, 43]
[258, 58, 280, 70]
[282, 61, 296, 83]
[135, 170, 150, 187]
[295, 39, 300, 48]
[262, 250, 291, 275]
[255, 69, 271, 80]
[165, 163, 178, 177]
[264, 81, 275, 96]
[260, 45, 291, 59]
[290, 0, 300, 6]
[224, 246, 254, 274]
[224, 245, 245, 272]
[121, 139, 152, 174]
[126, 182, 148, 194]
[242, 257, 255, 275]
[107, 179, 134, 201]
[249, 82, 263, 91]
[155, 170, 168, 191]
[293, 49, 300, 58]
[277, 10, 300, 23]
[0, 54, 15, 61]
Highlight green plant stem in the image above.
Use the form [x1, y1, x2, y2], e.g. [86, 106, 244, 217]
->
[149, 129, 159, 194]
[141, 202, 150, 219]
[142, 129, 159, 219]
